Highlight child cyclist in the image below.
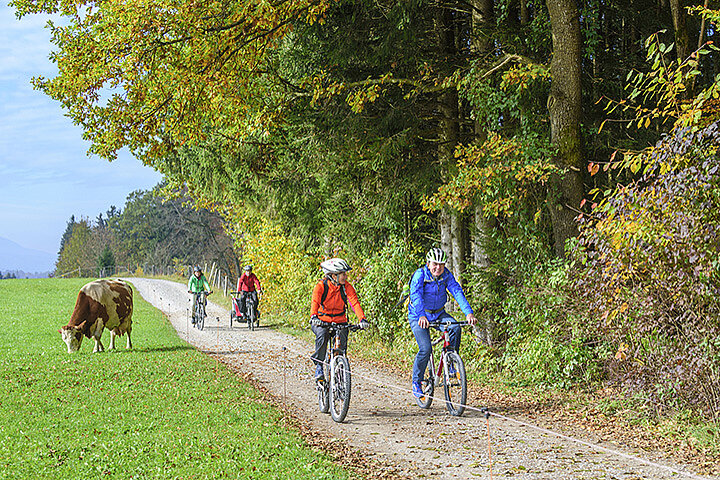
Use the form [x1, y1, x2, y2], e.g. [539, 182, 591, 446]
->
[309, 258, 369, 381]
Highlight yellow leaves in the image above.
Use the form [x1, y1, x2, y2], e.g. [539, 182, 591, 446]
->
[614, 342, 629, 361]
[425, 133, 556, 215]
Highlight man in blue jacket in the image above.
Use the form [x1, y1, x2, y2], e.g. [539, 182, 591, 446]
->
[408, 247, 477, 399]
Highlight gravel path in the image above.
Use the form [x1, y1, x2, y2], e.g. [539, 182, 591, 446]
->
[127, 278, 713, 480]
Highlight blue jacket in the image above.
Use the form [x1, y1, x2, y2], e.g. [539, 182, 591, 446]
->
[407, 266, 473, 322]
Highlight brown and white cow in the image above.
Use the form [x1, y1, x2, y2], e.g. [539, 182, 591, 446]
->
[59, 279, 133, 353]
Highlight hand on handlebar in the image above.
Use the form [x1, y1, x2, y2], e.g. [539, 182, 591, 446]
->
[418, 316, 429, 329]
[466, 313, 477, 325]
[359, 319, 370, 330]
[310, 315, 322, 327]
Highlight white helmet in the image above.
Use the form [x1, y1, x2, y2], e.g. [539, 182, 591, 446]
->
[426, 247, 448, 264]
[320, 258, 352, 275]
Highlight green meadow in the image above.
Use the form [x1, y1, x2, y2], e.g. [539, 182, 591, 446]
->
[0, 278, 350, 479]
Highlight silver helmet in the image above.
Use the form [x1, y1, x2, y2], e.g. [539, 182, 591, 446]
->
[320, 258, 352, 275]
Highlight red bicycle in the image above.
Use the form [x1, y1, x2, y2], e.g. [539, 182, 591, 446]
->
[415, 321, 468, 416]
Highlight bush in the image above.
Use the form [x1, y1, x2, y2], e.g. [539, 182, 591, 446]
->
[498, 259, 603, 388]
[355, 237, 423, 345]
[240, 218, 319, 328]
[574, 123, 720, 417]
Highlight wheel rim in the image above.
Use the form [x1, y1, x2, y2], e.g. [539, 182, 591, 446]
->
[444, 353, 466, 416]
[330, 357, 351, 422]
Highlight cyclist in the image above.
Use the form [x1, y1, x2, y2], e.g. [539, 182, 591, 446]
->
[236, 265, 262, 321]
[187, 265, 212, 323]
[408, 248, 476, 399]
[310, 258, 369, 381]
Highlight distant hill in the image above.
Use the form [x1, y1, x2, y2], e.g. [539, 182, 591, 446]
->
[0, 237, 54, 275]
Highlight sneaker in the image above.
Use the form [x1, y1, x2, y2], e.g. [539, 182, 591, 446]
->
[315, 365, 325, 381]
[448, 365, 457, 378]
[412, 381, 424, 399]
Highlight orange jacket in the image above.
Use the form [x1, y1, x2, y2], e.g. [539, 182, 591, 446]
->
[311, 279, 365, 324]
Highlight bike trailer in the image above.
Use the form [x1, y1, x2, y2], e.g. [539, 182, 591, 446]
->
[231, 297, 244, 319]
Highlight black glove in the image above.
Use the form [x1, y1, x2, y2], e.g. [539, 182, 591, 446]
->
[359, 319, 370, 330]
[310, 315, 322, 327]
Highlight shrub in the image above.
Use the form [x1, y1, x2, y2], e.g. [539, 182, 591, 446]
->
[575, 123, 720, 417]
[355, 237, 423, 345]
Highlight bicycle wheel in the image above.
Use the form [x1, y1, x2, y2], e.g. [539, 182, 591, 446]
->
[443, 351, 466, 416]
[416, 353, 435, 409]
[329, 356, 352, 423]
[247, 301, 255, 331]
[198, 303, 205, 331]
[230, 310, 235, 328]
[317, 359, 330, 414]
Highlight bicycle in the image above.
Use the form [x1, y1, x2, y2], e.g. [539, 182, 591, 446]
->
[416, 320, 468, 416]
[191, 291, 209, 331]
[230, 291, 260, 331]
[315, 322, 362, 423]
[245, 291, 259, 331]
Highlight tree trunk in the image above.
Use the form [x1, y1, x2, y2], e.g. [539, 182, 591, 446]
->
[435, 3, 463, 280]
[669, 0, 692, 63]
[469, 0, 498, 344]
[450, 212, 466, 285]
[520, 0, 530, 26]
[546, 0, 584, 257]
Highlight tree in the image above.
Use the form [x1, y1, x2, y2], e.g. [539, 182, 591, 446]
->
[545, 0, 584, 257]
[58, 215, 76, 257]
[55, 219, 92, 276]
[97, 245, 116, 277]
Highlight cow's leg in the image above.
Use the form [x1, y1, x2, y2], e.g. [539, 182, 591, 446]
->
[126, 330, 133, 349]
[93, 336, 104, 353]
[109, 331, 117, 350]
[92, 320, 105, 353]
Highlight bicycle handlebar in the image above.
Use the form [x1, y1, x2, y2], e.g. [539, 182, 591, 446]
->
[316, 322, 363, 332]
[427, 320, 469, 326]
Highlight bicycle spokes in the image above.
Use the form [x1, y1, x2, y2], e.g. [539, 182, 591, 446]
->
[443, 351, 467, 416]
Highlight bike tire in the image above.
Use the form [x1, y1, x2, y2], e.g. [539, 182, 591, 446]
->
[317, 360, 330, 414]
[230, 310, 235, 329]
[416, 353, 435, 409]
[443, 351, 466, 416]
[247, 301, 255, 331]
[198, 303, 205, 331]
[329, 356, 352, 423]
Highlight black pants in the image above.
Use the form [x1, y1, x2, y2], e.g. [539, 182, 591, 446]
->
[311, 323, 348, 367]
[239, 291, 258, 316]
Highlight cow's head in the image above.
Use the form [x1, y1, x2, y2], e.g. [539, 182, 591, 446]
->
[59, 325, 83, 353]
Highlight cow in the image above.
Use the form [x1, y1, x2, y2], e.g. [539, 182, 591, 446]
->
[59, 279, 133, 353]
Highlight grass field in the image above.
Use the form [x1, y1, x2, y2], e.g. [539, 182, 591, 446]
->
[0, 278, 350, 480]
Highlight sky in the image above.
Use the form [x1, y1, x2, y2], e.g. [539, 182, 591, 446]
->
[0, 4, 163, 257]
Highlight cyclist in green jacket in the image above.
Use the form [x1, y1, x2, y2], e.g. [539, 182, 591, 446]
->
[188, 265, 212, 323]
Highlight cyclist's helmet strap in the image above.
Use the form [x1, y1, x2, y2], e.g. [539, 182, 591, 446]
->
[320, 277, 348, 312]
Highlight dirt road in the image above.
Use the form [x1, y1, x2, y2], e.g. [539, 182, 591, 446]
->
[128, 278, 712, 480]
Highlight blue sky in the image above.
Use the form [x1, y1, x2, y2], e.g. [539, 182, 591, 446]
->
[0, 4, 163, 257]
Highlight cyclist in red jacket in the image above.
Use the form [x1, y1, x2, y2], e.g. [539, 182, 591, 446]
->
[236, 265, 262, 320]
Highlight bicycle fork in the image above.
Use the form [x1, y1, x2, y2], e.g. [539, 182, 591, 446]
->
[433, 333, 452, 386]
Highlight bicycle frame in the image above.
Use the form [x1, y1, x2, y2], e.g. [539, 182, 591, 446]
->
[416, 320, 469, 416]
[316, 322, 360, 423]
[430, 329, 452, 384]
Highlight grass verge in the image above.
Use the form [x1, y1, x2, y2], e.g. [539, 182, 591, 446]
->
[0, 278, 351, 480]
